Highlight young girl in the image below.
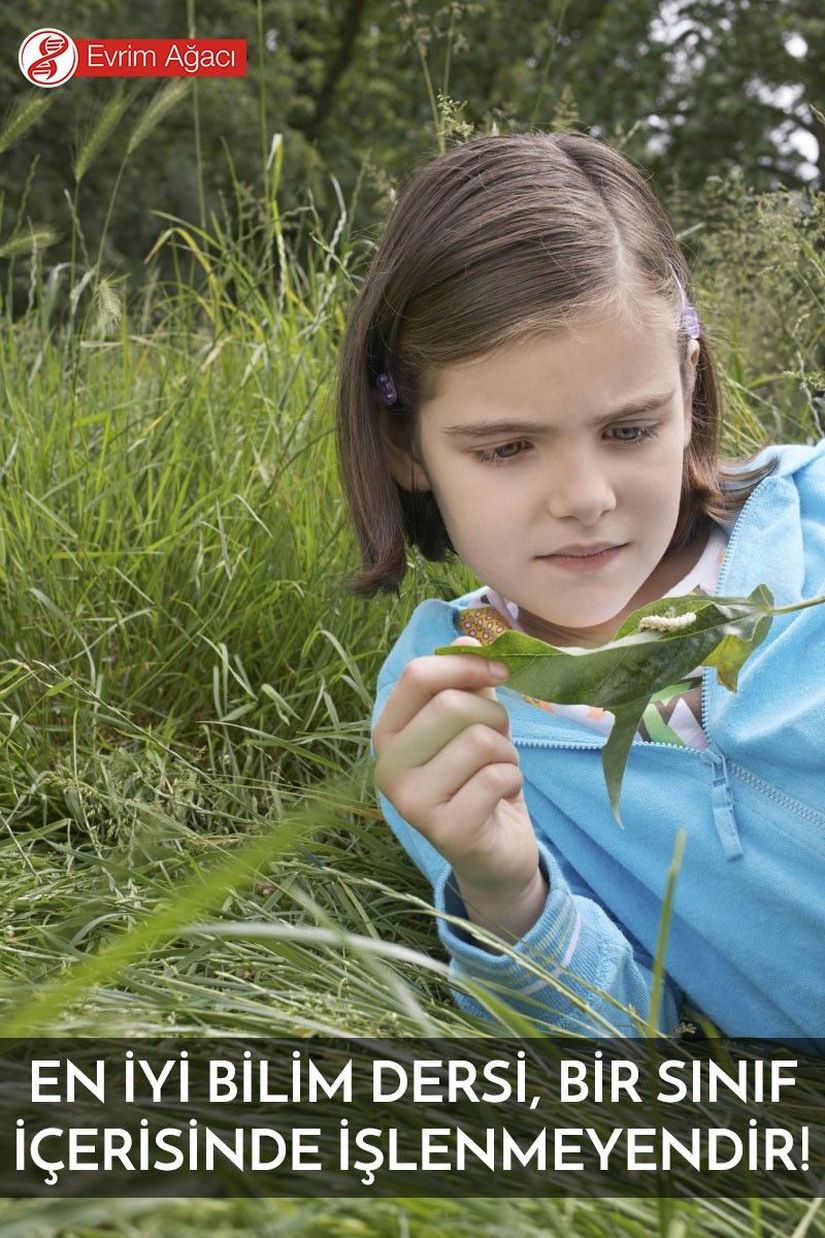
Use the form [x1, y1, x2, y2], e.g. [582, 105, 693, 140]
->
[334, 131, 824, 1040]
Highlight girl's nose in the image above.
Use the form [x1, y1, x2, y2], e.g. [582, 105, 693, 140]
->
[543, 453, 617, 524]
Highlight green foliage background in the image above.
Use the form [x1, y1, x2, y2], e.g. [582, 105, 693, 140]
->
[0, 0, 823, 288]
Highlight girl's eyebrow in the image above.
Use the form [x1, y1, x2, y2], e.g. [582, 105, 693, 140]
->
[442, 389, 676, 439]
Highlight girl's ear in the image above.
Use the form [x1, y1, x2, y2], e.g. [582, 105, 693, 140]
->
[379, 417, 431, 493]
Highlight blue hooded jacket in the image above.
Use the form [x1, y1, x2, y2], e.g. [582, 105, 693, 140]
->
[370, 440, 825, 1040]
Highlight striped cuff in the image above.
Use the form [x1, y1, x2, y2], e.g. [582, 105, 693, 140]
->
[433, 840, 590, 997]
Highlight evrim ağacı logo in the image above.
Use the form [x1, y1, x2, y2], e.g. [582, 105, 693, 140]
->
[18, 28, 79, 87]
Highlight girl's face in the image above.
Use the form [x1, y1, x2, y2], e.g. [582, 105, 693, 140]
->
[384, 304, 702, 648]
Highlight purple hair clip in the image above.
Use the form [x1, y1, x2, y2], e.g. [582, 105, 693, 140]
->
[681, 304, 701, 339]
[376, 372, 398, 407]
[675, 273, 701, 340]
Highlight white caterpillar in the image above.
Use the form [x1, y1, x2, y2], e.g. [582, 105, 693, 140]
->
[638, 611, 697, 633]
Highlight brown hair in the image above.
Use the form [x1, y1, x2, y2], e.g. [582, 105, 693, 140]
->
[334, 130, 778, 598]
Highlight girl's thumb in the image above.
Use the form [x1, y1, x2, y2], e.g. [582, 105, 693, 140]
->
[451, 634, 497, 702]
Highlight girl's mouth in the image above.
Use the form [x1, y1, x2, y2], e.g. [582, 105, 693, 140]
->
[538, 544, 626, 573]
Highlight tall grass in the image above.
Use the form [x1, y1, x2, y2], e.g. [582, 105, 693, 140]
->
[0, 59, 822, 1236]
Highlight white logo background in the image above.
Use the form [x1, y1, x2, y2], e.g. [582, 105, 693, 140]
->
[18, 28, 79, 88]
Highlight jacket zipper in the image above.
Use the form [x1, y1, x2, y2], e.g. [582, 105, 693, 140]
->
[513, 733, 744, 858]
[722, 758, 825, 827]
[709, 466, 825, 828]
[697, 471, 767, 760]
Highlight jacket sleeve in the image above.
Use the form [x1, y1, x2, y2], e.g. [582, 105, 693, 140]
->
[372, 683, 684, 1036]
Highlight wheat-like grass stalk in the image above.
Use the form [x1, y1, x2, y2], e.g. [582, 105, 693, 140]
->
[127, 79, 191, 156]
[0, 226, 58, 259]
[0, 90, 53, 156]
[91, 275, 123, 336]
[73, 83, 139, 184]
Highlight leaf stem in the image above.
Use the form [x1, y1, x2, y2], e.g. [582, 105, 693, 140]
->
[770, 593, 825, 615]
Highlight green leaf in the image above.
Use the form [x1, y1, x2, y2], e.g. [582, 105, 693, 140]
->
[435, 585, 825, 826]
[603, 697, 648, 827]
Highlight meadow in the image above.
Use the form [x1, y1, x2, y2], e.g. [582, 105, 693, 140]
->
[0, 82, 823, 1234]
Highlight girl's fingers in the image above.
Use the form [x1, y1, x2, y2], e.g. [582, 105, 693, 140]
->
[443, 761, 525, 837]
[374, 636, 508, 749]
[398, 723, 519, 820]
[376, 685, 510, 786]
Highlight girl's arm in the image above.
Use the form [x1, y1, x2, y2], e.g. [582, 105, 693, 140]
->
[371, 651, 685, 1037]
[375, 780, 684, 1036]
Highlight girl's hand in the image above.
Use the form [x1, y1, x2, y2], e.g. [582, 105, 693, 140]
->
[373, 635, 547, 942]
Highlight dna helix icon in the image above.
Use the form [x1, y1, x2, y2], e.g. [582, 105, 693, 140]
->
[28, 32, 70, 82]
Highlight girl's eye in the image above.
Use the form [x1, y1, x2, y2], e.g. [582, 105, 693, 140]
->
[470, 440, 529, 465]
[610, 425, 660, 447]
[470, 424, 660, 466]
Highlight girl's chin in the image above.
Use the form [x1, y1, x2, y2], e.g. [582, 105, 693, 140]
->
[518, 599, 639, 647]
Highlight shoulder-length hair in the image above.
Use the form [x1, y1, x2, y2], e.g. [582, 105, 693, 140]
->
[334, 130, 778, 598]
